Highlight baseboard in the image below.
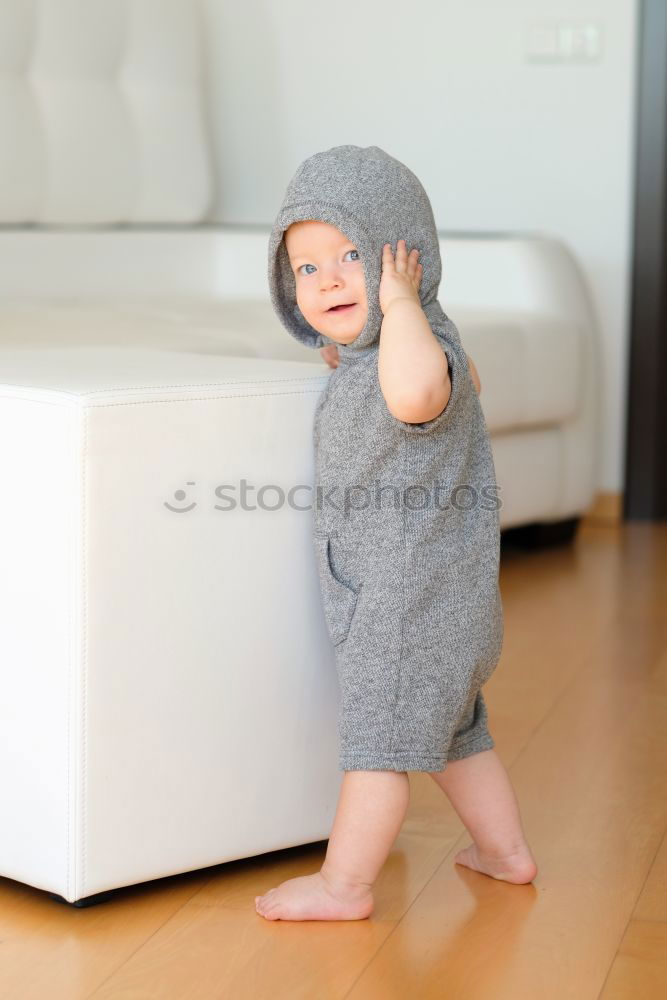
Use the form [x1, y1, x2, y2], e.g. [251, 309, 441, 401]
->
[581, 491, 623, 526]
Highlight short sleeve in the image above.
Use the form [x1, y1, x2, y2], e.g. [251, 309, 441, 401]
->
[395, 334, 465, 434]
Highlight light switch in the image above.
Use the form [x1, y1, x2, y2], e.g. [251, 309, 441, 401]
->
[525, 20, 603, 63]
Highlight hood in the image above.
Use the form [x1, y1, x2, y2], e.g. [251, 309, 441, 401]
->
[267, 144, 461, 363]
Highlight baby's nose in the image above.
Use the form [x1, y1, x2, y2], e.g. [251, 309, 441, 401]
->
[321, 273, 341, 289]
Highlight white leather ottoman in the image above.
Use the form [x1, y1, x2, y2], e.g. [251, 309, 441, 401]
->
[0, 347, 341, 905]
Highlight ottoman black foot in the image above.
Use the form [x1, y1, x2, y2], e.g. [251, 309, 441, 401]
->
[48, 888, 117, 908]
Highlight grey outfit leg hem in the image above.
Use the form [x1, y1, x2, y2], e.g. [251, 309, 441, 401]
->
[446, 730, 495, 763]
[339, 750, 448, 772]
[339, 731, 495, 773]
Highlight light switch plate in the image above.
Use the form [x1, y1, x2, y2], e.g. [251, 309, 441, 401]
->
[525, 20, 603, 63]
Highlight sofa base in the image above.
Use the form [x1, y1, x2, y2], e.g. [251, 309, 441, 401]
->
[501, 516, 580, 551]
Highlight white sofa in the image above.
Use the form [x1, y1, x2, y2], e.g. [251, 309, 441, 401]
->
[0, 0, 602, 906]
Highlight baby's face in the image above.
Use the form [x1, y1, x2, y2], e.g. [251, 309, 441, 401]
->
[284, 220, 368, 344]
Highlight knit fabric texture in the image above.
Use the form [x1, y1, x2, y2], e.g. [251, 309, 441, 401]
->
[268, 144, 503, 772]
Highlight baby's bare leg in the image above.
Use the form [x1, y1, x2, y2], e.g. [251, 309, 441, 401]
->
[322, 769, 410, 890]
[255, 770, 410, 921]
[429, 748, 538, 883]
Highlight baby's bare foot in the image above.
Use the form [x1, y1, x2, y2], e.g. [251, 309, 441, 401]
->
[254, 871, 374, 921]
[454, 842, 538, 884]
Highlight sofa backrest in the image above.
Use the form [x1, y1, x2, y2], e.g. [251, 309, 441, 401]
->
[0, 227, 596, 335]
[0, 0, 212, 225]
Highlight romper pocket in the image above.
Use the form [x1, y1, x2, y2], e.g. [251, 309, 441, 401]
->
[313, 533, 362, 646]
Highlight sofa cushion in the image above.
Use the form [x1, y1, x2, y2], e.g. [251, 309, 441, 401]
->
[0, 297, 580, 430]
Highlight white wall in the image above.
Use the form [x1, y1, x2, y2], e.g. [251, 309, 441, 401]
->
[201, 0, 640, 495]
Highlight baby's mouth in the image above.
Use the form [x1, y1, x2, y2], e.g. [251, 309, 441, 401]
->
[327, 303, 356, 313]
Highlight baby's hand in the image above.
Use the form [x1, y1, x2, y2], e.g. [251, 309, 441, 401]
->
[379, 239, 423, 315]
[319, 344, 340, 369]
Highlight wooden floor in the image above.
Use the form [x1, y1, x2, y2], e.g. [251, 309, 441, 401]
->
[2, 521, 666, 999]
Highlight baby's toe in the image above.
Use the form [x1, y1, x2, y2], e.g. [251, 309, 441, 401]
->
[255, 889, 278, 915]
[256, 897, 282, 920]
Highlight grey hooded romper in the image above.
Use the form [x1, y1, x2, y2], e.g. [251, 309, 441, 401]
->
[268, 144, 504, 773]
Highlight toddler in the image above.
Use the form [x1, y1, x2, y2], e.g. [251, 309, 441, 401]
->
[256, 145, 537, 921]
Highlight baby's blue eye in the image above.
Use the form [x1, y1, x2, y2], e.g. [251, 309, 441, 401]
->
[296, 249, 360, 276]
